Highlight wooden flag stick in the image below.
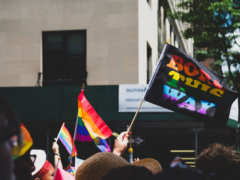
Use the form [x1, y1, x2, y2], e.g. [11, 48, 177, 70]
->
[127, 99, 144, 133]
[54, 122, 65, 143]
[69, 111, 79, 167]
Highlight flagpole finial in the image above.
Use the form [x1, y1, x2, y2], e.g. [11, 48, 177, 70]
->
[166, 38, 170, 44]
[81, 83, 85, 89]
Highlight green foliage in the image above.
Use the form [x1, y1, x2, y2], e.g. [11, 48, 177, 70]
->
[170, 0, 240, 90]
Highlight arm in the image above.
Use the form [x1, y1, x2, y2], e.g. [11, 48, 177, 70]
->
[52, 141, 63, 169]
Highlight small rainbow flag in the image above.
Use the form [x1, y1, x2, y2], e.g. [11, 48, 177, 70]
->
[12, 123, 33, 159]
[76, 89, 112, 152]
[58, 124, 77, 155]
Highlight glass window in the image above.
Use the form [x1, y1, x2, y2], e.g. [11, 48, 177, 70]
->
[147, 42, 152, 83]
[42, 30, 87, 86]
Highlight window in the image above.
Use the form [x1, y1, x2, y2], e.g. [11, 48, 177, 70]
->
[42, 30, 87, 86]
[147, 42, 152, 83]
[147, 0, 152, 8]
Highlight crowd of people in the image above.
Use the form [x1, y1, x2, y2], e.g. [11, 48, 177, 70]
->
[1, 96, 240, 180]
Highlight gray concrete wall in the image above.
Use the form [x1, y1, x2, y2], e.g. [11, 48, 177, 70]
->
[138, 0, 159, 84]
[0, 0, 139, 86]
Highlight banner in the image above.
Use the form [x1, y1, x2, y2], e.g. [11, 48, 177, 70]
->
[227, 98, 239, 128]
[144, 44, 238, 124]
[119, 84, 172, 112]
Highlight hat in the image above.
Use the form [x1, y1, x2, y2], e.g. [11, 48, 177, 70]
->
[132, 158, 162, 174]
[30, 149, 47, 176]
[75, 152, 130, 180]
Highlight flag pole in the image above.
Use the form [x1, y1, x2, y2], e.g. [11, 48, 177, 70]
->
[127, 39, 169, 133]
[127, 98, 144, 133]
[55, 122, 65, 143]
[128, 132, 133, 164]
[69, 83, 85, 166]
[69, 113, 78, 167]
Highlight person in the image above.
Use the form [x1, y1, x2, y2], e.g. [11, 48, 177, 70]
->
[196, 143, 240, 179]
[75, 152, 130, 180]
[113, 131, 130, 156]
[14, 149, 35, 180]
[31, 149, 55, 180]
[0, 97, 20, 180]
[52, 141, 63, 169]
[154, 167, 206, 180]
[33, 160, 55, 180]
[132, 158, 163, 174]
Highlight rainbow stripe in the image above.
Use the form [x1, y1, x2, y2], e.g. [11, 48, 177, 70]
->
[59, 125, 77, 155]
[76, 89, 112, 141]
[12, 123, 33, 159]
[94, 137, 111, 152]
[76, 116, 92, 142]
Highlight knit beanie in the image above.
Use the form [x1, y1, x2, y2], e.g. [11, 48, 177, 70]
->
[75, 152, 130, 180]
[132, 158, 162, 174]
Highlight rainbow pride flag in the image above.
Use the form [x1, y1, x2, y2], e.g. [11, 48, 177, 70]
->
[75, 89, 112, 152]
[76, 116, 92, 142]
[76, 89, 112, 140]
[58, 124, 77, 155]
[12, 123, 33, 159]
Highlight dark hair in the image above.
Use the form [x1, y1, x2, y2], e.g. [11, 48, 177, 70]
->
[0, 96, 20, 142]
[14, 150, 35, 180]
[155, 167, 207, 180]
[102, 165, 155, 180]
[196, 143, 240, 179]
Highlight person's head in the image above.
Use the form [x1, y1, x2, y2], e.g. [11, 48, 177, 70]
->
[103, 165, 155, 180]
[34, 160, 54, 180]
[0, 97, 20, 180]
[33, 160, 54, 180]
[75, 152, 130, 180]
[132, 158, 163, 174]
[155, 167, 206, 180]
[31, 149, 55, 180]
[14, 150, 35, 180]
[196, 143, 240, 179]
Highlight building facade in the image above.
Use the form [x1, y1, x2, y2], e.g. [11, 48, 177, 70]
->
[0, 0, 192, 86]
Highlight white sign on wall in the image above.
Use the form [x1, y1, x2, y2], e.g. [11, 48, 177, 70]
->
[118, 84, 172, 112]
